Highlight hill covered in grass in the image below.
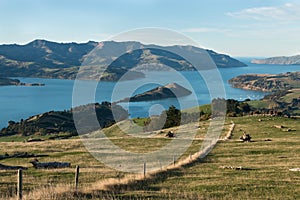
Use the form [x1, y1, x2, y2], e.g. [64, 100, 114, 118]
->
[0, 102, 128, 138]
[0, 40, 246, 81]
[229, 72, 300, 116]
[228, 72, 300, 92]
[0, 116, 299, 199]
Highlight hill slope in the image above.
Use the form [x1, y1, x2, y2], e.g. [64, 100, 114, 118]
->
[0, 102, 128, 137]
[0, 40, 246, 81]
[251, 55, 300, 65]
[228, 72, 300, 92]
[229, 72, 300, 116]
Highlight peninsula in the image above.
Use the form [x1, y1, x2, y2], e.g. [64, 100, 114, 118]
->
[228, 72, 299, 92]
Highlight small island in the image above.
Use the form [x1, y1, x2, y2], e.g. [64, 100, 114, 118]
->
[118, 83, 192, 102]
[0, 77, 45, 87]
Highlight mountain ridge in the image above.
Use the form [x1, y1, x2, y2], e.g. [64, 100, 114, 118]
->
[0, 40, 247, 81]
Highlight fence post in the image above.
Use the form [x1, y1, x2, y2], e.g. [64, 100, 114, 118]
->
[17, 169, 22, 200]
[159, 160, 162, 171]
[173, 155, 175, 166]
[143, 162, 146, 179]
[75, 165, 80, 191]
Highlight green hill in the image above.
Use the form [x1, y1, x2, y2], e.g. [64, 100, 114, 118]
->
[0, 102, 128, 138]
[229, 72, 300, 116]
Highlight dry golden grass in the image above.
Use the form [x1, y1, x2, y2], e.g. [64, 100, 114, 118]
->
[1, 116, 299, 199]
[0, 119, 224, 199]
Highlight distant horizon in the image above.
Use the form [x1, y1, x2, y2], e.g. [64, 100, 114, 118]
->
[0, 38, 296, 59]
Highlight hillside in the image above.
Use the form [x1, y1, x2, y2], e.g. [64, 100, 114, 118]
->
[228, 72, 300, 92]
[0, 116, 299, 199]
[0, 40, 246, 81]
[0, 102, 128, 137]
[251, 55, 300, 65]
[229, 72, 300, 116]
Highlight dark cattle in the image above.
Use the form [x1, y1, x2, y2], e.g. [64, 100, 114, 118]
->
[0, 163, 27, 170]
[30, 159, 71, 169]
[240, 133, 251, 142]
[166, 131, 175, 138]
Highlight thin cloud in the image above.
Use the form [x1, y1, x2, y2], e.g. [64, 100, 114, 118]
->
[227, 3, 300, 22]
[182, 27, 230, 33]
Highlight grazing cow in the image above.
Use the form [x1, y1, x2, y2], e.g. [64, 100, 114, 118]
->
[30, 159, 71, 169]
[240, 132, 251, 142]
[166, 131, 175, 138]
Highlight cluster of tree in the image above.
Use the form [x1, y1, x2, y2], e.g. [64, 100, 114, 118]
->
[141, 99, 253, 131]
[142, 105, 182, 132]
[212, 98, 251, 117]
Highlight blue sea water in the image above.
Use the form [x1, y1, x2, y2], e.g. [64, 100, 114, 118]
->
[0, 59, 300, 129]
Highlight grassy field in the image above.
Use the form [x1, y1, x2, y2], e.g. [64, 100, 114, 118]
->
[133, 116, 300, 199]
[0, 116, 299, 199]
[0, 119, 212, 199]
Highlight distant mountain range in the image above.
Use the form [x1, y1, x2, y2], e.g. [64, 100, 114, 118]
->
[0, 40, 247, 81]
[251, 55, 300, 65]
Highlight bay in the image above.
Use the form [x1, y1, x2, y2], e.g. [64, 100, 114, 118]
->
[1, 59, 300, 129]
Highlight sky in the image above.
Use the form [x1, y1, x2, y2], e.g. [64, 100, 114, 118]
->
[0, 0, 300, 57]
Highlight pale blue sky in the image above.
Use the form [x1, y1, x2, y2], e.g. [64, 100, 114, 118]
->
[0, 0, 299, 57]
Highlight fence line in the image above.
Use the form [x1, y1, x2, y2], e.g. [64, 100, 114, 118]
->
[15, 121, 235, 198]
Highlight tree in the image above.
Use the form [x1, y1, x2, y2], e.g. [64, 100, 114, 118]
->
[162, 105, 181, 129]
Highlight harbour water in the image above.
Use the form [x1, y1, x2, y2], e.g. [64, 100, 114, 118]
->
[1, 59, 299, 129]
